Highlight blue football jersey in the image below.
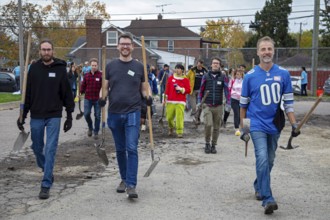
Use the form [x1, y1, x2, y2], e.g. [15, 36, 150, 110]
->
[240, 64, 294, 134]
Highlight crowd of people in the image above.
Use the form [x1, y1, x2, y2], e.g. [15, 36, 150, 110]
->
[16, 33, 301, 215]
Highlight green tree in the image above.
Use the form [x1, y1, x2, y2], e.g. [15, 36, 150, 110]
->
[244, 0, 297, 48]
[0, 32, 19, 67]
[320, 7, 330, 47]
[290, 30, 313, 48]
[41, 0, 111, 59]
[0, 1, 48, 60]
[201, 18, 247, 67]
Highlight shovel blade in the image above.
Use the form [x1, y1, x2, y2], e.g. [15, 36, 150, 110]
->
[76, 112, 84, 120]
[143, 157, 160, 177]
[94, 143, 109, 166]
[13, 131, 30, 151]
[280, 136, 299, 150]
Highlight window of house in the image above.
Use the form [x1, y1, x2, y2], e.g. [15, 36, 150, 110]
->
[107, 31, 118, 46]
[168, 40, 174, 52]
[150, 40, 158, 49]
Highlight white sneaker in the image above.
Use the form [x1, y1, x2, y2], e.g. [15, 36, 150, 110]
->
[141, 124, 146, 131]
[235, 129, 241, 136]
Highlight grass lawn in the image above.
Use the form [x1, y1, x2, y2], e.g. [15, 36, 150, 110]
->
[0, 93, 21, 104]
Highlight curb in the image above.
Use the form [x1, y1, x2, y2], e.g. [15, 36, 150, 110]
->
[0, 101, 20, 111]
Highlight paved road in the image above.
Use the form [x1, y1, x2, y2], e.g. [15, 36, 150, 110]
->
[0, 100, 329, 220]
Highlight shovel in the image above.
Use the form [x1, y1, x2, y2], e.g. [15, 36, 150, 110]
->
[158, 104, 165, 128]
[94, 46, 109, 166]
[192, 90, 209, 127]
[75, 76, 84, 120]
[280, 94, 323, 150]
[141, 36, 160, 177]
[76, 98, 84, 120]
[13, 31, 32, 152]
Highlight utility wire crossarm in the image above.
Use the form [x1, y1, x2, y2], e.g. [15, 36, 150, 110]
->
[156, 4, 172, 14]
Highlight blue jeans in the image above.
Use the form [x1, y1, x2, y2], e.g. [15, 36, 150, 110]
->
[107, 110, 140, 187]
[251, 131, 280, 207]
[30, 118, 61, 188]
[84, 99, 101, 134]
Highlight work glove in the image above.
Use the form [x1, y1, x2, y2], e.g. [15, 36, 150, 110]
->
[145, 96, 153, 106]
[240, 132, 250, 143]
[63, 112, 73, 132]
[291, 123, 301, 137]
[17, 117, 25, 131]
[98, 98, 107, 107]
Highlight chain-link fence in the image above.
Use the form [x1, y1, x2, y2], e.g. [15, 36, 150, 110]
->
[54, 46, 330, 90]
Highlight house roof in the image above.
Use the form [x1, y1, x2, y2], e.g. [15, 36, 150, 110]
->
[124, 16, 200, 39]
[278, 53, 311, 67]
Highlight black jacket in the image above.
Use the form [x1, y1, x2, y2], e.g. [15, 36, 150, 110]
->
[24, 58, 75, 118]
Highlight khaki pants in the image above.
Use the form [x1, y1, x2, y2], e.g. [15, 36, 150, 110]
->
[203, 105, 223, 146]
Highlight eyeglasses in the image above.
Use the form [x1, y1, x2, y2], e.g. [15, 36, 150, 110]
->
[119, 43, 132, 47]
[212, 62, 220, 65]
[41, 48, 52, 52]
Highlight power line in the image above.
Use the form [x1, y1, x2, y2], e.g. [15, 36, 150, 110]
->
[0, 15, 314, 30]
[1, 9, 314, 23]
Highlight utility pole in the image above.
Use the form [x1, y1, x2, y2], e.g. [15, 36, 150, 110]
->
[295, 22, 307, 48]
[311, 0, 320, 96]
[18, 0, 24, 92]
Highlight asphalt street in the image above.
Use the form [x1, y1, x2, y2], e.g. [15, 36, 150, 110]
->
[0, 100, 329, 220]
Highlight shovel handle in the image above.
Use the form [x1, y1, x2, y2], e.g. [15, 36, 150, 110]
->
[20, 31, 32, 123]
[141, 36, 154, 149]
[295, 94, 323, 132]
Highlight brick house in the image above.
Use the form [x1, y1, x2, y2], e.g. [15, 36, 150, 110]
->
[68, 16, 218, 69]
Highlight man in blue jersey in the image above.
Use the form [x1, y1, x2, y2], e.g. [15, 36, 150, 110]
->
[240, 36, 300, 215]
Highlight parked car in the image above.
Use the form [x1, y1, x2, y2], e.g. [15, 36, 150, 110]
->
[323, 76, 330, 95]
[291, 76, 301, 95]
[0, 72, 17, 92]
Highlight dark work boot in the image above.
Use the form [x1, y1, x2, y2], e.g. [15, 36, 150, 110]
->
[211, 145, 217, 154]
[204, 143, 211, 154]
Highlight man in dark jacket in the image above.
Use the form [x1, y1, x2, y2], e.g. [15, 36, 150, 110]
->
[17, 39, 75, 200]
[199, 57, 229, 154]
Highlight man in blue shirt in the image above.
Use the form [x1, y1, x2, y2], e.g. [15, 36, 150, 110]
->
[240, 36, 300, 215]
[300, 66, 308, 96]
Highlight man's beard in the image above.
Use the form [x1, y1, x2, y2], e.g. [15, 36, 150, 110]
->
[41, 54, 53, 63]
[120, 49, 131, 58]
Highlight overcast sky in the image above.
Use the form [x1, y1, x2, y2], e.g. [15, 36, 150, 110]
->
[21, 0, 321, 33]
[105, 0, 319, 33]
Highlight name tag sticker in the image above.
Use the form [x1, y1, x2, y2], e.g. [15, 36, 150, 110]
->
[127, 70, 135, 77]
[274, 76, 281, 81]
[217, 81, 222, 85]
[49, 72, 56, 77]
[96, 78, 100, 81]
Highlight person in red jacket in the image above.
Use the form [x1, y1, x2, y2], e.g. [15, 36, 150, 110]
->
[164, 64, 191, 138]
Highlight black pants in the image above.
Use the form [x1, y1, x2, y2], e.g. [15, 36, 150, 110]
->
[231, 98, 240, 129]
[301, 84, 308, 96]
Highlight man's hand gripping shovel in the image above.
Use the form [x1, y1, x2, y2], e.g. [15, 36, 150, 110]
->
[280, 94, 323, 150]
[13, 31, 32, 152]
[94, 46, 109, 166]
